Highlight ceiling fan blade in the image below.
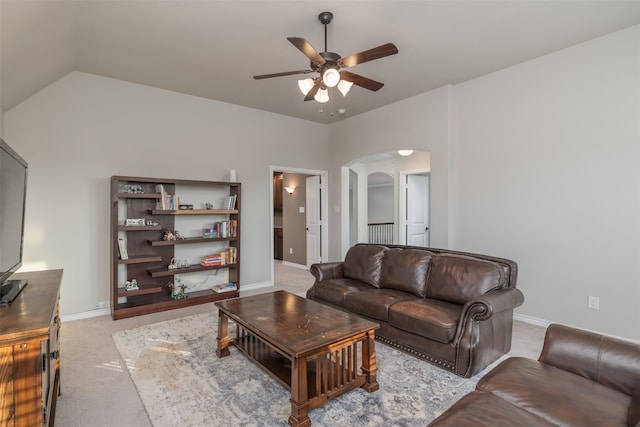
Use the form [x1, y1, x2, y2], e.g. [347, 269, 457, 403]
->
[304, 79, 322, 101]
[340, 71, 384, 91]
[287, 37, 325, 66]
[253, 70, 313, 80]
[339, 43, 398, 68]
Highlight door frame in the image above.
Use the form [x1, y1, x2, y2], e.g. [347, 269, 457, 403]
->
[269, 166, 328, 285]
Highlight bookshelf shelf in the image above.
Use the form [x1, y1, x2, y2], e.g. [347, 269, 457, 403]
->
[110, 176, 241, 320]
[148, 263, 238, 278]
[117, 255, 163, 265]
[149, 236, 237, 246]
[150, 209, 238, 215]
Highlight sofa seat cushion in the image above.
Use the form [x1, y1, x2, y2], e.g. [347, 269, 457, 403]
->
[388, 299, 461, 344]
[426, 254, 506, 304]
[343, 244, 387, 288]
[379, 248, 433, 297]
[310, 278, 373, 308]
[428, 390, 554, 427]
[343, 289, 416, 322]
[478, 357, 631, 427]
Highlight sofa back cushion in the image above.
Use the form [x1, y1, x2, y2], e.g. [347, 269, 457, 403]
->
[379, 248, 433, 297]
[425, 254, 506, 304]
[343, 245, 386, 288]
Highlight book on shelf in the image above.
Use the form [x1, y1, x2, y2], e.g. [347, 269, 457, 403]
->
[117, 238, 128, 260]
[154, 184, 179, 210]
[211, 282, 237, 293]
[155, 184, 167, 210]
[202, 220, 237, 239]
[200, 247, 236, 267]
[224, 194, 237, 210]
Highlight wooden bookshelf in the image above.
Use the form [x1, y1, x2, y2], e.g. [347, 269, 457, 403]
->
[110, 176, 241, 320]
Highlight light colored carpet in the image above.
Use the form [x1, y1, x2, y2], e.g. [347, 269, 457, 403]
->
[113, 310, 539, 427]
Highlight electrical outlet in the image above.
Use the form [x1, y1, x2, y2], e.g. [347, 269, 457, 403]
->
[588, 296, 600, 310]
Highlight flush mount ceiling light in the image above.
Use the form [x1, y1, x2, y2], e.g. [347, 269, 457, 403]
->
[398, 150, 413, 156]
[254, 11, 398, 104]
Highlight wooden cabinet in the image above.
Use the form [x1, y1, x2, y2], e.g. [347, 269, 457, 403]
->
[0, 269, 63, 427]
[274, 227, 283, 260]
[273, 173, 283, 211]
[110, 176, 241, 320]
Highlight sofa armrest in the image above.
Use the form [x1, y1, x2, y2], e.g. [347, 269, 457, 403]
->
[461, 288, 525, 322]
[310, 262, 344, 282]
[539, 323, 640, 397]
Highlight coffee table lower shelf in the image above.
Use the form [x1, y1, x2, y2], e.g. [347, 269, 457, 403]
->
[234, 326, 370, 405]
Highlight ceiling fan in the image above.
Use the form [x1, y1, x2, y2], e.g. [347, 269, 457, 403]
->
[253, 11, 398, 103]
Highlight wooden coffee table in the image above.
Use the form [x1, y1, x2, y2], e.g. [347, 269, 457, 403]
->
[215, 290, 380, 427]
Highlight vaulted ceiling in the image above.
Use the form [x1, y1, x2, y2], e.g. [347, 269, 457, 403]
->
[2, 1, 639, 124]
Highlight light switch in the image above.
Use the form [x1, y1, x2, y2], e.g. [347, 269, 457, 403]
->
[299, 206, 305, 213]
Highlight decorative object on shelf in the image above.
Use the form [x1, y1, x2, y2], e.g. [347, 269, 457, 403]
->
[125, 218, 146, 226]
[146, 220, 159, 226]
[123, 184, 144, 193]
[178, 204, 193, 210]
[167, 280, 187, 299]
[163, 229, 185, 241]
[204, 202, 214, 210]
[168, 258, 190, 270]
[125, 279, 139, 291]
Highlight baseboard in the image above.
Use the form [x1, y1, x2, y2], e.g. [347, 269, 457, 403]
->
[61, 308, 110, 322]
[513, 313, 550, 328]
[282, 261, 308, 270]
[241, 281, 272, 291]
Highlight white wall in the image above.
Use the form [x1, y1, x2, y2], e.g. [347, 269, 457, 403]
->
[328, 25, 639, 340]
[329, 85, 452, 259]
[5, 72, 328, 316]
[451, 25, 640, 340]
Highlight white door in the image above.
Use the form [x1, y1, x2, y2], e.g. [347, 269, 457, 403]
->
[406, 174, 430, 246]
[306, 175, 322, 267]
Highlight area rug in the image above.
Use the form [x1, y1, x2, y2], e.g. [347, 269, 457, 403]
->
[113, 311, 489, 427]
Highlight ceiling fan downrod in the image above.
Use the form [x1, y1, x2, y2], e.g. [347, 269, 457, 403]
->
[318, 11, 333, 53]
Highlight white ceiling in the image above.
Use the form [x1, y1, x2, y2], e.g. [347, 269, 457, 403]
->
[2, 1, 639, 124]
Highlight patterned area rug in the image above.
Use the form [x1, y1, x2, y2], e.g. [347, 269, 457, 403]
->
[113, 311, 490, 427]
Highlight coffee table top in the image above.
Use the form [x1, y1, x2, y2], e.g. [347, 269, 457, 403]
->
[215, 290, 379, 356]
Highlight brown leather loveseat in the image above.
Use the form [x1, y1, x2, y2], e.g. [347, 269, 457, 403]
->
[429, 323, 640, 427]
[306, 244, 524, 377]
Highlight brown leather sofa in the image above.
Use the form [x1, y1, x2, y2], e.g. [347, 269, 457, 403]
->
[428, 323, 640, 427]
[306, 244, 524, 377]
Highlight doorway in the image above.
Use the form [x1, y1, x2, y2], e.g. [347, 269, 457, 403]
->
[270, 166, 328, 287]
[342, 150, 430, 256]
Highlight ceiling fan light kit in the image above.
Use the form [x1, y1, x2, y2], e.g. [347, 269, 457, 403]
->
[253, 11, 398, 105]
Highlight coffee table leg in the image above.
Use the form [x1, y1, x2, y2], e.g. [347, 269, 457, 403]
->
[288, 356, 311, 427]
[216, 311, 230, 358]
[361, 330, 379, 392]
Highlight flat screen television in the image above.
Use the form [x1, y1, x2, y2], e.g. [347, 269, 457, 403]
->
[0, 137, 28, 304]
